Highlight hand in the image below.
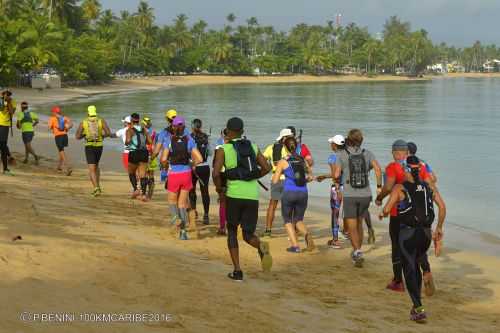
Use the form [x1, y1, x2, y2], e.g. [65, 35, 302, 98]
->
[316, 175, 326, 182]
[306, 175, 314, 183]
[376, 187, 382, 195]
[375, 199, 383, 206]
[433, 227, 444, 242]
[378, 212, 385, 221]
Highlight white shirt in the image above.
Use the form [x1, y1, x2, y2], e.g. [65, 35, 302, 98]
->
[115, 127, 129, 153]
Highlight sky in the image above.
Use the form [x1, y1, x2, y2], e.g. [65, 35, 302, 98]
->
[100, 0, 499, 46]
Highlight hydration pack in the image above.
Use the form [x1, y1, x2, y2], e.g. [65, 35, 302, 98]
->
[272, 143, 283, 165]
[131, 127, 147, 151]
[225, 139, 260, 181]
[399, 181, 435, 227]
[346, 149, 368, 189]
[288, 154, 307, 186]
[58, 117, 65, 131]
[85, 118, 102, 143]
[191, 132, 209, 162]
[20, 111, 33, 124]
[169, 136, 190, 165]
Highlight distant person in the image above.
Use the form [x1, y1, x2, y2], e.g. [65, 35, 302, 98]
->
[115, 116, 132, 171]
[213, 117, 272, 281]
[16, 101, 39, 165]
[380, 156, 446, 323]
[334, 129, 382, 267]
[126, 113, 152, 201]
[0, 90, 16, 174]
[143, 116, 157, 199]
[272, 135, 314, 253]
[48, 106, 73, 175]
[189, 118, 212, 224]
[262, 128, 294, 237]
[214, 129, 228, 235]
[160, 116, 202, 240]
[408, 142, 437, 184]
[75, 105, 112, 196]
[375, 140, 431, 292]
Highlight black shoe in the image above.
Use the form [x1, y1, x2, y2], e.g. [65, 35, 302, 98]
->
[227, 270, 243, 281]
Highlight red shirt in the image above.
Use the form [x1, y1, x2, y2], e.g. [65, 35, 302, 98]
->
[299, 143, 312, 159]
[386, 161, 430, 216]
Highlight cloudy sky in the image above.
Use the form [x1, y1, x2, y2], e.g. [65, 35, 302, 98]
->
[100, 0, 499, 46]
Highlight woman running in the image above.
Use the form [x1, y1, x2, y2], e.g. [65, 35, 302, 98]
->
[380, 156, 446, 323]
[160, 116, 202, 240]
[272, 135, 314, 253]
[126, 113, 152, 201]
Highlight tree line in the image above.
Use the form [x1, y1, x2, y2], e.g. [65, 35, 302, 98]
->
[1, 0, 499, 84]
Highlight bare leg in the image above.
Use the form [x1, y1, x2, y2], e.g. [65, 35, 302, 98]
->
[345, 218, 361, 251]
[285, 223, 299, 247]
[265, 199, 278, 231]
[88, 164, 98, 188]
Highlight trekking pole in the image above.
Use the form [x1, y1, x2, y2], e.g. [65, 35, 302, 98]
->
[298, 129, 303, 145]
[258, 180, 269, 191]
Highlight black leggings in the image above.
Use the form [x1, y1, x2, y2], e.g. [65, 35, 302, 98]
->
[189, 165, 210, 214]
[390, 216, 403, 282]
[399, 225, 432, 308]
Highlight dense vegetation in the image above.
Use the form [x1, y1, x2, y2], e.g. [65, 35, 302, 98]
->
[1, 0, 499, 84]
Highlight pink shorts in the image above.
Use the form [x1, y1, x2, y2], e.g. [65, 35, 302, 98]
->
[122, 152, 129, 170]
[167, 171, 193, 193]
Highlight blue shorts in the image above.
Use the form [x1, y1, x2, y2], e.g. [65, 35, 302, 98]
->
[281, 191, 308, 224]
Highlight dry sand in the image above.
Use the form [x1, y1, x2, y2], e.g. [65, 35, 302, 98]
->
[1, 74, 500, 332]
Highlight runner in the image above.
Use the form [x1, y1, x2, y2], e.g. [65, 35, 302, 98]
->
[316, 134, 345, 249]
[214, 129, 228, 235]
[126, 113, 152, 201]
[334, 129, 382, 267]
[262, 128, 294, 237]
[143, 116, 158, 199]
[48, 106, 73, 175]
[380, 155, 446, 323]
[375, 140, 431, 291]
[0, 90, 16, 174]
[160, 116, 202, 240]
[16, 101, 39, 165]
[272, 135, 314, 253]
[115, 116, 132, 171]
[408, 142, 437, 183]
[213, 117, 272, 281]
[75, 105, 112, 196]
[189, 118, 212, 224]
[287, 126, 314, 167]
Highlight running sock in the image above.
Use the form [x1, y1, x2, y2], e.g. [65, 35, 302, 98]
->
[169, 204, 179, 222]
[128, 173, 138, 191]
[140, 177, 147, 195]
[178, 208, 188, 229]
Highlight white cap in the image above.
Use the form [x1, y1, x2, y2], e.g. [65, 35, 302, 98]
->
[328, 134, 345, 145]
[276, 128, 294, 142]
[122, 116, 132, 124]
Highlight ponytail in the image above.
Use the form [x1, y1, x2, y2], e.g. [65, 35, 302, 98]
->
[410, 167, 421, 183]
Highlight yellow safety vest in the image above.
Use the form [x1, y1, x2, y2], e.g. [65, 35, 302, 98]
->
[82, 117, 103, 147]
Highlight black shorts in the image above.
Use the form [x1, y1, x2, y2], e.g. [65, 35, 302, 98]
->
[22, 132, 34, 144]
[281, 191, 308, 224]
[55, 135, 68, 152]
[226, 197, 259, 234]
[0, 125, 9, 143]
[343, 196, 372, 219]
[193, 165, 210, 187]
[128, 149, 149, 164]
[85, 146, 103, 165]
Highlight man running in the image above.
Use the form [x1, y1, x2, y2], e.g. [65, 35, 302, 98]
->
[160, 116, 202, 240]
[380, 156, 446, 323]
[213, 117, 272, 281]
[16, 101, 39, 165]
[48, 106, 73, 175]
[75, 105, 112, 196]
[189, 118, 212, 224]
[115, 116, 132, 171]
[126, 113, 152, 201]
[262, 128, 294, 237]
[375, 140, 431, 291]
[334, 129, 382, 267]
[0, 90, 16, 174]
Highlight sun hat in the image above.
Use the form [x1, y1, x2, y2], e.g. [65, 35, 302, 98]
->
[328, 134, 345, 145]
[276, 128, 294, 142]
[172, 116, 186, 127]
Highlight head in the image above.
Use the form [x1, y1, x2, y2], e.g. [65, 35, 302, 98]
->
[172, 116, 186, 136]
[346, 129, 363, 147]
[328, 134, 345, 152]
[406, 155, 421, 183]
[284, 136, 298, 153]
[130, 113, 141, 128]
[192, 118, 202, 133]
[2, 90, 12, 101]
[122, 116, 132, 128]
[286, 126, 297, 138]
[87, 105, 97, 118]
[51, 106, 61, 117]
[392, 139, 409, 162]
[21, 101, 28, 112]
[225, 117, 244, 140]
[276, 128, 294, 144]
[142, 116, 152, 129]
[407, 142, 417, 156]
[165, 109, 177, 125]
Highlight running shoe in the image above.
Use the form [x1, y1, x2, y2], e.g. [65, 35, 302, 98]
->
[203, 214, 210, 225]
[410, 306, 427, 323]
[34, 156, 40, 165]
[131, 190, 141, 199]
[227, 270, 243, 281]
[2, 169, 14, 176]
[258, 241, 273, 272]
[351, 250, 364, 268]
[305, 233, 315, 251]
[386, 279, 405, 292]
[327, 239, 342, 249]
[262, 230, 272, 238]
[367, 228, 376, 244]
[423, 272, 436, 297]
[179, 229, 188, 240]
[286, 246, 301, 253]
[91, 188, 101, 197]
[65, 168, 73, 176]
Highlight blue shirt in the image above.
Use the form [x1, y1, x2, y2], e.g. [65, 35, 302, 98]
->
[166, 135, 196, 173]
[327, 153, 337, 165]
[158, 127, 190, 148]
[283, 165, 308, 192]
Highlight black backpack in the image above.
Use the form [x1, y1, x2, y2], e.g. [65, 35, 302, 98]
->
[169, 136, 190, 165]
[346, 149, 369, 189]
[225, 139, 260, 181]
[272, 143, 283, 165]
[399, 181, 435, 227]
[288, 154, 307, 186]
[191, 132, 209, 162]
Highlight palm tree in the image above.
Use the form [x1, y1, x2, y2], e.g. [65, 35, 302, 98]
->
[173, 14, 192, 55]
[96, 9, 116, 41]
[192, 19, 207, 46]
[41, 0, 78, 23]
[135, 0, 154, 33]
[82, 0, 101, 22]
[211, 31, 232, 64]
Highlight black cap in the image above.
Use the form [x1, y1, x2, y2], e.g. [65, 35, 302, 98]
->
[406, 155, 420, 166]
[407, 142, 417, 155]
[131, 113, 140, 120]
[226, 117, 244, 131]
[192, 118, 202, 129]
[287, 126, 296, 136]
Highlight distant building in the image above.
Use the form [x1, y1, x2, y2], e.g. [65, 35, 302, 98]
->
[483, 59, 500, 72]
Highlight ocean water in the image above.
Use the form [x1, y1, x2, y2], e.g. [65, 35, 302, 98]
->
[59, 78, 500, 238]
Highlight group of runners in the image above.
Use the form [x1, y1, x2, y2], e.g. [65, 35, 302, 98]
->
[1, 90, 447, 323]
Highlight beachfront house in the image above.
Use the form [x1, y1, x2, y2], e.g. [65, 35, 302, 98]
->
[483, 59, 500, 72]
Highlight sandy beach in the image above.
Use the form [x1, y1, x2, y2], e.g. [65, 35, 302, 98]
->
[1, 74, 500, 332]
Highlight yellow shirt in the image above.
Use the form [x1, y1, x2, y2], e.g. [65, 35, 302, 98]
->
[263, 143, 290, 174]
[0, 99, 16, 127]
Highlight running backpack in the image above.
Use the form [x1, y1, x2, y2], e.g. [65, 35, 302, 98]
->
[20, 111, 33, 124]
[169, 135, 190, 165]
[399, 181, 435, 227]
[272, 143, 283, 165]
[288, 154, 307, 186]
[346, 149, 369, 189]
[57, 117, 65, 131]
[225, 139, 260, 181]
[191, 132, 209, 162]
[132, 128, 148, 151]
[84, 118, 102, 142]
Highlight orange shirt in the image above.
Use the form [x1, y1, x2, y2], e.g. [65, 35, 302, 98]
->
[48, 116, 69, 137]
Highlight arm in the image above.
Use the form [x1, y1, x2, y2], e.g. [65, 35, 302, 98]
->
[65, 117, 73, 131]
[212, 148, 225, 193]
[372, 159, 383, 193]
[317, 163, 336, 182]
[256, 150, 272, 178]
[74, 123, 84, 140]
[125, 128, 134, 145]
[160, 145, 170, 166]
[102, 120, 112, 138]
[145, 130, 152, 145]
[151, 142, 163, 160]
[376, 173, 395, 205]
[432, 189, 446, 240]
[381, 185, 404, 218]
[16, 119, 21, 129]
[272, 160, 286, 184]
[190, 148, 203, 167]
